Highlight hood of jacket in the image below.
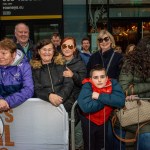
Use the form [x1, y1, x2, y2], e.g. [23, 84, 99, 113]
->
[30, 53, 65, 69]
[11, 49, 26, 66]
[0, 50, 27, 68]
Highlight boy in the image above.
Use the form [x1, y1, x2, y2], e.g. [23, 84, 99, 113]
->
[77, 65, 125, 150]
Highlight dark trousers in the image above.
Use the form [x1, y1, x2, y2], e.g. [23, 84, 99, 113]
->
[80, 115, 108, 150]
[107, 120, 126, 150]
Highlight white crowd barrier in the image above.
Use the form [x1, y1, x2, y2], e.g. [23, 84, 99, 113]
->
[0, 98, 69, 150]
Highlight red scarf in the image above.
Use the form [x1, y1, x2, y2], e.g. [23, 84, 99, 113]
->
[82, 78, 113, 125]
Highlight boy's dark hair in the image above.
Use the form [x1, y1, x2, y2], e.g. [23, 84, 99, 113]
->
[90, 64, 106, 77]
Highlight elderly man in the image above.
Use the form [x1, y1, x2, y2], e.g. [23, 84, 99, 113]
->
[14, 22, 34, 61]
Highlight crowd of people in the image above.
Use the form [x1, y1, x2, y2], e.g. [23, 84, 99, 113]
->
[0, 22, 150, 150]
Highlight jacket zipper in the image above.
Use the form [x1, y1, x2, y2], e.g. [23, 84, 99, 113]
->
[47, 64, 55, 93]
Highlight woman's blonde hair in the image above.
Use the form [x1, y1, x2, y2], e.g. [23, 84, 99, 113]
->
[97, 30, 116, 49]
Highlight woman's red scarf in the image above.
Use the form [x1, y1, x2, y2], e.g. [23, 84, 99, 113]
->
[82, 78, 113, 125]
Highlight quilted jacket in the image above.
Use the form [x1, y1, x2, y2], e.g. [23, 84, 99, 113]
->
[0, 50, 34, 108]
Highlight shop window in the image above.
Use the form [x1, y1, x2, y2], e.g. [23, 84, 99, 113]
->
[112, 22, 138, 52]
[34, 24, 59, 42]
[142, 22, 150, 37]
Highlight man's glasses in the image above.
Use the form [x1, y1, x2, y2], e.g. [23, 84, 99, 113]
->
[98, 37, 110, 43]
[61, 44, 74, 50]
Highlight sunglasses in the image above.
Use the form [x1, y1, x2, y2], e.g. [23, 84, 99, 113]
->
[61, 44, 74, 50]
[98, 37, 110, 43]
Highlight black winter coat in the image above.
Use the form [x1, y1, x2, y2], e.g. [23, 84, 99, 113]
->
[87, 48, 123, 79]
[65, 56, 87, 112]
[32, 62, 74, 112]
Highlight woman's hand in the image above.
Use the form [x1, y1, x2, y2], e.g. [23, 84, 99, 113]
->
[49, 93, 63, 107]
[63, 67, 73, 78]
[0, 99, 10, 112]
[92, 92, 100, 100]
[126, 95, 140, 101]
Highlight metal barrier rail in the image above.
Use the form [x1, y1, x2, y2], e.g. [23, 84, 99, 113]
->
[69, 98, 150, 150]
[70, 100, 78, 150]
[0, 98, 69, 150]
[0, 116, 4, 138]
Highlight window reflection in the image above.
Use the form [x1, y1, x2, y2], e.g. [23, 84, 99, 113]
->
[34, 24, 59, 43]
[142, 22, 150, 37]
[112, 22, 138, 52]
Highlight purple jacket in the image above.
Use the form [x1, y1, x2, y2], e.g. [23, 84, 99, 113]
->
[0, 50, 34, 108]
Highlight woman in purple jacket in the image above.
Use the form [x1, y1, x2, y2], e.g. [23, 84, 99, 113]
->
[0, 38, 34, 112]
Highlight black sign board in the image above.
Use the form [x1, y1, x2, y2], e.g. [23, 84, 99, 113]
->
[1, 0, 62, 16]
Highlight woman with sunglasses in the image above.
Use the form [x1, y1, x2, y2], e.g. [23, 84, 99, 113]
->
[30, 39, 73, 109]
[61, 37, 87, 111]
[61, 37, 87, 149]
[87, 30, 123, 80]
[87, 30, 124, 150]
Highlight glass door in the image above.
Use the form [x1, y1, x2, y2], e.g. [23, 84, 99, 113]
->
[33, 23, 59, 42]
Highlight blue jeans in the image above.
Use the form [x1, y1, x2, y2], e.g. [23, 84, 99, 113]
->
[107, 120, 126, 150]
[136, 133, 150, 150]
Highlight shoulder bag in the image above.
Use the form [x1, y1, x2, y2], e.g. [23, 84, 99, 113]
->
[112, 85, 150, 142]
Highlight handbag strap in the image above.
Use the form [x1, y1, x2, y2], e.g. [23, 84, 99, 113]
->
[99, 51, 115, 74]
[125, 84, 134, 96]
[106, 52, 115, 73]
[111, 115, 150, 143]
